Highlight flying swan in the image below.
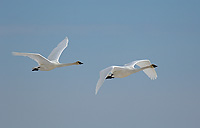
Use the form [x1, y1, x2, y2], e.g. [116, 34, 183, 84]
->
[95, 60, 157, 95]
[12, 37, 83, 71]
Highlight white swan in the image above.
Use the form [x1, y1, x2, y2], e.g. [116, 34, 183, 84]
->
[12, 37, 83, 71]
[95, 60, 157, 95]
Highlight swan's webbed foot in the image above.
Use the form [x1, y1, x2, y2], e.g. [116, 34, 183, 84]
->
[32, 68, 39, 71]
[32, 67, 40, 71]
[106, 74, 114, 79]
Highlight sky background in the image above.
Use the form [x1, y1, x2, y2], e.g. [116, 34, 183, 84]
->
[0, 0, 200, 128]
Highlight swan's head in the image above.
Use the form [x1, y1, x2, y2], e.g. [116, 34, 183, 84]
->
[151, 64, 158, 68]
[76, 61, 83, 65]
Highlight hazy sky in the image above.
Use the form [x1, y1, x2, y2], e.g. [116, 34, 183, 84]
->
[0, 0, 200, 128]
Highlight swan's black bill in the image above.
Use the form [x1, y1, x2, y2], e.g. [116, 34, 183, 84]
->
[78, 61, 83, 65]
[152, 64, 158, 68]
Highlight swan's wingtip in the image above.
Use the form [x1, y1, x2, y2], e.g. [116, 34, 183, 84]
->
[150, 76, 157, 80]
[63, 37, 68, 42]
[95, 89, 98, 95]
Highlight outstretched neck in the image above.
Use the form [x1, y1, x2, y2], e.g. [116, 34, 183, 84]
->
[57, 62, 77, 67]
[134, 65, 152, 72]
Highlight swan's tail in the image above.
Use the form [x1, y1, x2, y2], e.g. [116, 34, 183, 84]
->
[12, 52, 21, 56]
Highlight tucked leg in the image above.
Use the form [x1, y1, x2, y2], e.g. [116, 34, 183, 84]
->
[106, 74, 114, 79]
[32, 67, 40, 71]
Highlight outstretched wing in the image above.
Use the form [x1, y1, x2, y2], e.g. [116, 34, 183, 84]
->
[95, 66, 115, 95]
[12, 52, 51, 65]
[125, 60, 157, 80]
[48, 37, 69, 63]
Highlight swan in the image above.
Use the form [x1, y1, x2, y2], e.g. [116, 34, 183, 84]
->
[95, 60, 157, 94]
[12, 37, 83, 71]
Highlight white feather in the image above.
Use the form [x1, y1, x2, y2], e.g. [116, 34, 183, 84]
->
[95, 60, 158, 94]
[125, 60, 157, 80]
[13, 37, 82, 71]
[48, 37, 69, 63]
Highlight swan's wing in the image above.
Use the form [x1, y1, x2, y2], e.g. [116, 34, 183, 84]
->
[125, 60, 157, 80]
[95, 66, 115, 95]
[136, 60, 157, 80]
[12, 52, 51, 65]
[124, 60, 139, 67]
[48, 37, 69, 63]
[142, 68, 157, 80]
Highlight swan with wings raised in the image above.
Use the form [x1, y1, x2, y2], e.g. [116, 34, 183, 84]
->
[13, 37, 83, 71]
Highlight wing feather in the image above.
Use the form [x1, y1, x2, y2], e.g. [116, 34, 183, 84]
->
[125, 60, 157, 80]
[48, 37, 69, 62]
[12, 52, 51, 65]
[95, 66, 115, 95]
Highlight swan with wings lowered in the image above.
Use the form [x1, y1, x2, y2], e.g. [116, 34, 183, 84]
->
[95, 60, 157, 95]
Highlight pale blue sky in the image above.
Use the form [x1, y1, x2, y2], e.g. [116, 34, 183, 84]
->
[0, 0, 200, 128]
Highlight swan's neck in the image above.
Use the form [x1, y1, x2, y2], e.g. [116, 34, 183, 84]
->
[134, 65, 151, 72]
[57, 62, 77, 67]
